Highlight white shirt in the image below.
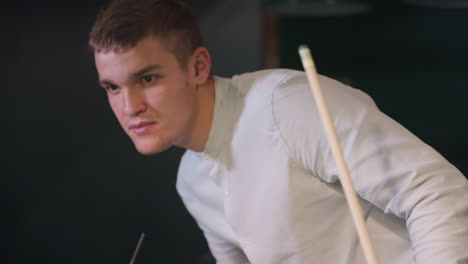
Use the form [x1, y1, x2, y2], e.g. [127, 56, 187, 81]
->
[176, 69, 468, 264]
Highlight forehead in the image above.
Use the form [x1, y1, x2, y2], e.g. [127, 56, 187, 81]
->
[94, 36, 177, 80]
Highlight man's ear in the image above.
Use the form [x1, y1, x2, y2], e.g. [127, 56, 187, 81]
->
[191, 47, 211, 84]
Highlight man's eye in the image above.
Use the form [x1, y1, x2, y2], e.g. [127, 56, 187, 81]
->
[142, 75, 153, 83]
[106, 84, 119, 91]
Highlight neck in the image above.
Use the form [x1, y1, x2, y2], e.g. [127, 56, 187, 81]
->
[184, 76, 215, 152]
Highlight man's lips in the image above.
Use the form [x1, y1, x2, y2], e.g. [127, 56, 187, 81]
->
[129, 121, 157, 135]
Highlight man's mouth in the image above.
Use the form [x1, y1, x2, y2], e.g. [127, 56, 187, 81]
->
[129, 121, 157, 135]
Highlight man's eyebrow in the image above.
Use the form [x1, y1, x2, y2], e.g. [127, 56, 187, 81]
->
[98, 79, 114, 87]
[131, 64, 163, 79]
[97, 64, 163, 87]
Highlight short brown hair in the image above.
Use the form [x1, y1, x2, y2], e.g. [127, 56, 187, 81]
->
[88, 0, 203, 66]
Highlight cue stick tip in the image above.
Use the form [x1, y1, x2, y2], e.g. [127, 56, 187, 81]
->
[298, 44, 309, 51]
[298, 44, 314, 69]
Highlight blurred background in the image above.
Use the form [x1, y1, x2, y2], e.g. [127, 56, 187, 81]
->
[5, 0, 468, 263]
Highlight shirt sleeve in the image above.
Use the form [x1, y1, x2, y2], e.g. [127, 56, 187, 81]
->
[272, 72, 468, 263]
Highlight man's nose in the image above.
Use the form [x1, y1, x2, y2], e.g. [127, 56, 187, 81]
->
[123, 88, 146, 116]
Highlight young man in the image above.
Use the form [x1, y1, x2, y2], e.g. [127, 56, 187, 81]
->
[89, 0, 468, 263]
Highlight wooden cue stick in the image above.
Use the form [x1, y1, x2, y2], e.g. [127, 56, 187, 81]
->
[129, 232, 146, 264]
[298, 45, 378, 264]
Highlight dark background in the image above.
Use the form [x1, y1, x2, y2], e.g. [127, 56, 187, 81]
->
[6, 0, 467, 263]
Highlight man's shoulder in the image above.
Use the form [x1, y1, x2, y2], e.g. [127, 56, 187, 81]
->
[228, 69, 348, 101]
[230, 68, 305, 95]
[232, 68, 304, 81]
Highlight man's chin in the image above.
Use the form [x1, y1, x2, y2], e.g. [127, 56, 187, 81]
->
[134, 142, 171, 155]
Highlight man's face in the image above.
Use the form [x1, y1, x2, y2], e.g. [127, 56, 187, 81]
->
[94, 35, 199, 154]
